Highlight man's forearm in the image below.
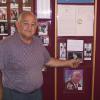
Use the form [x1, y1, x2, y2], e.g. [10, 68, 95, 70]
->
[46, 57, 80, 68]
[46, 58, 70, 67]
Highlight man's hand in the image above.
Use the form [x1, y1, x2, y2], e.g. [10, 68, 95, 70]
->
[68, 59, 81, 68]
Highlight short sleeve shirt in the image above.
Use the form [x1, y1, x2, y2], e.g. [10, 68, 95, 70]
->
[0, 33, 51, 93]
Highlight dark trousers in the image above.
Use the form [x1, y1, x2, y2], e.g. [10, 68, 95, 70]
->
[3, 87, 43, 100]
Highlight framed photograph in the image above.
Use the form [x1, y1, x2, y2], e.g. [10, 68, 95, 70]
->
[59, 42, 66, 60]
[67, 51, 83, 62]
[10, 23, 16, 36]
[23, 7, 31, 11]
[39, 36, 49, 46]
[64, 69, 83, 91]
[10, 3, 19, 20]
[58, 0, 94, 3]
[0, 22, 8, 34]
[84, 43, 92, 60]
[0, 7, 7, 21]
[38, 22, 48, 36]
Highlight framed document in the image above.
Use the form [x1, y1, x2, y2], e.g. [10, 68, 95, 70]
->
[58, 5, 94, 36]
[36, 0, 51, 19]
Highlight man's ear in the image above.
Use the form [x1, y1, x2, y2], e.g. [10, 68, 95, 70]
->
[15, 21, 20, 30]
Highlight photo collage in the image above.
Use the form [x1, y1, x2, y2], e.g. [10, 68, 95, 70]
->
[0, 0, 32, 38]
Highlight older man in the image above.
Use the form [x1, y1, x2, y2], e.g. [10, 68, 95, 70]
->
[0, 11, 80, 100]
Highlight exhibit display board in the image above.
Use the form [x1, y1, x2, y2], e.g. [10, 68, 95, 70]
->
[56, 0, 97, 100]
[0, 1, 55, 100]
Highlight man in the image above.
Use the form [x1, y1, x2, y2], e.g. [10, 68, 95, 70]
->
[0, 11, 80, 100]
[65, 71, 82, 91]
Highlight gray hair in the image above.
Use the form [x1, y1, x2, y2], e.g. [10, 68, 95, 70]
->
[17, 11, 37, 23]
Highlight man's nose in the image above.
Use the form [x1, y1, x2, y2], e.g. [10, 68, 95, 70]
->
[28, 24, 32, 30]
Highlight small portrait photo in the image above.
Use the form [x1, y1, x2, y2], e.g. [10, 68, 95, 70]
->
[67, 51, 83, 62]
[10, 8, 18, 20]
[38, 22, 48, 36]
[39, 36, 49, 46]
[10, 3, 19, 20]
[59, 42, 66, 60]
[0, 22, 8, 34]
[84, 43, 92, 60]
[0, 7, 7, 21]
[64, 69, 83, 91]
[10, 23, 16, 36]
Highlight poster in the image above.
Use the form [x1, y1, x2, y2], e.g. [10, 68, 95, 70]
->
[58, 5, 94, 36]
[37, 0, 51, 19]
[58, 0, 94, 3]
[64, 69, 83, 91]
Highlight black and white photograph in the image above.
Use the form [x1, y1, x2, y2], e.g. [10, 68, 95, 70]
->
[10, 3, 19, 20]
[59, 42, 66, 60]
[67, 51, 83, 62]
[10, 23, 16, 36]
[0, 7, 7, 21]
[0, 22, 8, 34]
[38, 22, 48, 36]
[39, 36, 49, 46]
[64, 69, 83, 91]
[84, 43, 92, 60]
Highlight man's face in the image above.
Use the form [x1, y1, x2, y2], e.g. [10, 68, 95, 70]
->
[16, 14, 37, 39]
[72, 72, 81, 84]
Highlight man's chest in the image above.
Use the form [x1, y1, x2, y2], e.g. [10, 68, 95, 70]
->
[6, 44, 44, 70]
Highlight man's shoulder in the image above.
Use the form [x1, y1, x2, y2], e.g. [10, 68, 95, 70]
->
[0, 35, 14, 47]
[66, 80, 74, 85]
